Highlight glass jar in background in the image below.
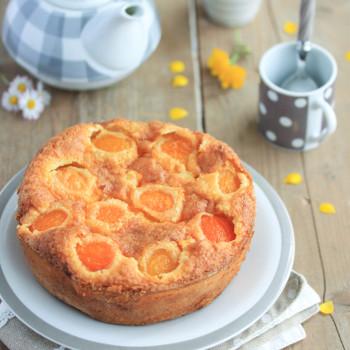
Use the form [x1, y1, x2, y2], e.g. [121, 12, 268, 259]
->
[203, 0, 262, 27]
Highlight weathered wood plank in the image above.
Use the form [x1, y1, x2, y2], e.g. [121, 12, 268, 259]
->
[264, 1, 350, 347]
[301, 0, 350, 348]
[196, 0, 345, 348]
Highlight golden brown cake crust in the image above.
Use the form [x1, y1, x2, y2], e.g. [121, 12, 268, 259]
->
[17, 118, 256, 324]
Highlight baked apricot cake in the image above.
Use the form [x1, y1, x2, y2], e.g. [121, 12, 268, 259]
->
[16, 118, 256, 325]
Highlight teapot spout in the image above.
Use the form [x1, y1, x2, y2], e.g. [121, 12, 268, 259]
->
[122, 4, 145, 19]
[81, 2, 150, 72]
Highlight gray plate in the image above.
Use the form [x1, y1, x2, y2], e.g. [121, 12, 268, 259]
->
[0, 165, 294, 350]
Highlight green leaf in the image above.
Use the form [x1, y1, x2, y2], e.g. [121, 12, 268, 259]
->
[231, 31, 251, 63]
[234, 30, 242, 45]
[229, 52, 240, 65]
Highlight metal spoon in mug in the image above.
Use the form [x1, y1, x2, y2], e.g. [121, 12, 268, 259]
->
[281, 0, 318, 92]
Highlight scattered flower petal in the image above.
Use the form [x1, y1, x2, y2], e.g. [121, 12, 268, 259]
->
[169, 107, 188, 121]
[319, 202, 336, 214]
[9, 75, 33, 95]
[172, 75, 189, 87]
[345, 51, 350, 61]
[284, 172, 303, 185]
[37, 81, 51, 106]
[170, 60, 185, 73]
[283, 21, 298, 35]
[1, 90, 20, 112]
[320, 300, 334, 315]
[19, 90, 44, 120]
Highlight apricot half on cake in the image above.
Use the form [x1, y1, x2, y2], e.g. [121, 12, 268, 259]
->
[132, 184, 184, 222]
[139, 241, 181, 279]
[49, 164, 100, 202]
[152, 131, 197, 172]
[87, 199, 129, 233]
[30, 207, 69, 232]
[91, 129, 137, 165]
[161, 134, 192, 163]
[16, 118, 255, 325]
[77, 240, 115, 272]
[200, 214, 236, 243]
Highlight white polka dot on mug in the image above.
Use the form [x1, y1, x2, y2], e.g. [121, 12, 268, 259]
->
[294, 98, 307, 108]
[259, 102, 267, 115]
[266, 130, 277, 142]
[267, 90, 279, 102]
[279, 116, 293, 127]
[291, 138, 304, 148]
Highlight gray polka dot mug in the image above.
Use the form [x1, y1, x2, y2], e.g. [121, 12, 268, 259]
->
[258, 42, 337, 151]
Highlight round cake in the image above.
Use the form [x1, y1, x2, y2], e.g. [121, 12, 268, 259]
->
[17, 118, 256, 325]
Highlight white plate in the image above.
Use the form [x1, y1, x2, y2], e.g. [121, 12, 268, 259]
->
[0, 165, 294, 350]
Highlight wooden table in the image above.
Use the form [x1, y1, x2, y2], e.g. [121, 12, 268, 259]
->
[0, 1, 349, 349]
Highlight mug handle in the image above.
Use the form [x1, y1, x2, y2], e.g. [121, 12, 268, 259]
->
[312, 97, 337, 143]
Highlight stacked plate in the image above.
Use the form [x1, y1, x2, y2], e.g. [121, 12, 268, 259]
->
[0, 164, 294, 350]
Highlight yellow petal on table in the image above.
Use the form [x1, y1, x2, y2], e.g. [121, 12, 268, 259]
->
[319, 202, 336, 214]
[320, 300, 334, 315]
[345, 51, 350, 61]
[169, 107, 188, 121]
[169, 60, 185, 73]
[172, 75, 189, 87]
[284, 172, 303, 185]
[283, 21, 298, 35]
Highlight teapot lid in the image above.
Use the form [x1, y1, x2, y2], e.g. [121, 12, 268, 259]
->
[44, 0, 112, 10]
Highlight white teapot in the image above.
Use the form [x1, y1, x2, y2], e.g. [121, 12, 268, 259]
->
[2, 0, 161, 90]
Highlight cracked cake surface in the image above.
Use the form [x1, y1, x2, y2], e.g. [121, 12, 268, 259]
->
[17, 118, 256, 324]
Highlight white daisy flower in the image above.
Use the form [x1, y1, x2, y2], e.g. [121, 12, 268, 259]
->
[19, 90, 44, 120]
[9, 75, 33, 95]
[36, 81, 51, 106]
[1, 90, 21, 112]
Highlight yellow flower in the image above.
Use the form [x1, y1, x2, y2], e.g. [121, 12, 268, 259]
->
[319, 202, 336, 214]
[218, 64, 246, 89]
[283, 21, 298, 35]
[169, 107, 188, 121]
[170, 60, 185, 73]
[320, 300, 334, 315]
[284, 172, 303, 185]
[207, 48, 247, 89]
[207, 48, 230, 77]
[172, 75, 189, 87]
[345, 51, 350, 61]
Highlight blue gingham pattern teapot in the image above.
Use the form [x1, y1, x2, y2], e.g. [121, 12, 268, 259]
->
[2, 0, 161, 90]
